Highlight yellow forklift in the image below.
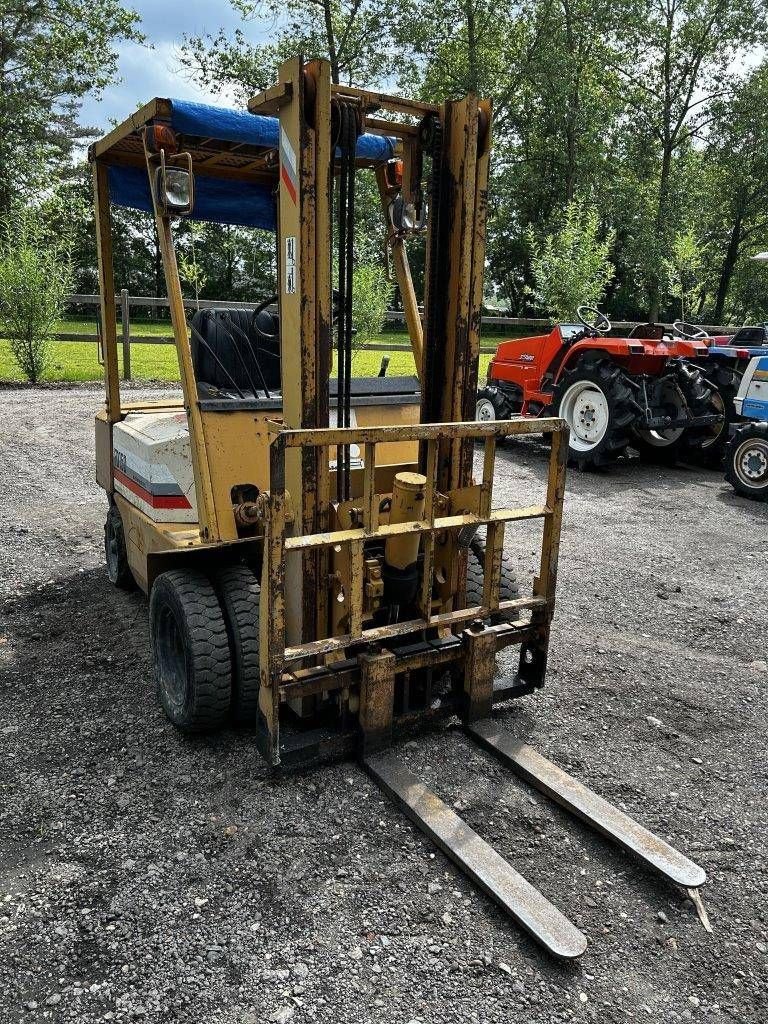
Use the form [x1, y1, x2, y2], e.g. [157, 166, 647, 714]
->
[89, 57, 706, 960]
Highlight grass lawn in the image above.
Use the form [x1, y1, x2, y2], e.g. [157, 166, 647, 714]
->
[0, 326, 495, 383]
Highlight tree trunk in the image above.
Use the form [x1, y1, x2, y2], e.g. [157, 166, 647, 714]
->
[713, 211, 743, 324]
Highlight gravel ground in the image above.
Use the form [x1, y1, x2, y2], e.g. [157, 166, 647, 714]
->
[0, 384, 766, 1024]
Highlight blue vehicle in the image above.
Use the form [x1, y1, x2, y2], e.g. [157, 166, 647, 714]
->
[726, 354, 768, 499]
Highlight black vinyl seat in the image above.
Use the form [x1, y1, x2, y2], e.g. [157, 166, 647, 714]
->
[190, 307, 281, 394]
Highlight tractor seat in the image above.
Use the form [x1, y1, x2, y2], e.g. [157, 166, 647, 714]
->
[628, 322, 665, 340]
[190, 307, 281, 395]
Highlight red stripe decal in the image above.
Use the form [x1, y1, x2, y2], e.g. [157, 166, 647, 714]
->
[114, 468, 192, 510]
[281, 163, 297, 205]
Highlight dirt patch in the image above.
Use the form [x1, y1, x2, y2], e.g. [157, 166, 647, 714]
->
[0, 387, 766, 1023]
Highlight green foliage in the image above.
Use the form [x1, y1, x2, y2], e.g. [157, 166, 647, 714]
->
[665, 229, 705, 320]
[0, 206, 73, 382]
[526, 202, 615, 322]
[0, 2, 143, 216]
[352, 264, 396, 352]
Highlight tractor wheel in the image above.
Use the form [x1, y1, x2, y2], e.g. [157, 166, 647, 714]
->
[725, 422, 768, 500]
[552, 356, 633, 469]
[214, 564, 261, 725]
[465, 535, 521, 623]
[632, 376, 689, 464]
[104, 502, 134, 590]
[633, 362, 726, 465]
[150, 569, 232, 732]
[476, 385, 520, 423]
[689, 363, 742, 465]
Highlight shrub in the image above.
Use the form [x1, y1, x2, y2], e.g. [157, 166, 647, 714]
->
[526, 201, 615, 322]
[0, 206, 73, 383]
[352, 262, 395, 352]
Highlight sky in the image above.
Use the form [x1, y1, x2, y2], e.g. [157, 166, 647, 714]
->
[79, 0, 266, 132]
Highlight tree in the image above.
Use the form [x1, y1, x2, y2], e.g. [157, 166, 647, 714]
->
[665, 228, 704, 321]
[700, 63, 768, 321]
[0, 2, 143, 218]
[179, 0, 393, 94]
[526, 200, 615, 320]
[608, 0, 768, 318]
[0, 205, 73, 382]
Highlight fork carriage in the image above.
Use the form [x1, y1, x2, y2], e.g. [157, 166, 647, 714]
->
[258, 417, 567, 766]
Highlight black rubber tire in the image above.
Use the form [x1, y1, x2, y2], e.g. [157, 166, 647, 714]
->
[150, 569, 232, 732]
[214, 564, 261, 725]
[725, 421, 768, 500]
[690, 362, 742, 465]
[552, 355, 634, 469]
[476, 387, 504, 422]
[633, 361, 725, 465]
[465, 535, 521, 623]
[104, 502, 134, 590]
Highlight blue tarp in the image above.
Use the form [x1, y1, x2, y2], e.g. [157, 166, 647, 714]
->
[108, 164, 278, 230]
[108, 97, 395, 230]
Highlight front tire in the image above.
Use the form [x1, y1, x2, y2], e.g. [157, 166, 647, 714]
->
[150, 569, 232, 732]
[725, 422, 768, 500]
[465, 535, 521, 623]
[214, 565, 261, 725]
[552, 356, 633, 469]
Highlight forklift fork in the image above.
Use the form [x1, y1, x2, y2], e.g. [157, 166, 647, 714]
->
[365, 722, 706, 960]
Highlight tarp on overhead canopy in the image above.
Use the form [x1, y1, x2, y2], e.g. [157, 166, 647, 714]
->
[169, 98, 395, 163]
[107, 97, 396, 230]
[108, 164, 277, 231]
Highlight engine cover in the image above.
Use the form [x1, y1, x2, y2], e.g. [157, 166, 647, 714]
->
[112, 412, 197, 523]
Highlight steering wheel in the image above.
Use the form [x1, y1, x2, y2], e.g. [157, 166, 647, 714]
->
[672, 320, 709, 341]
[576, 305, 611, 336]
[251, 294, 279, 341]
[251, 290, 342, 341]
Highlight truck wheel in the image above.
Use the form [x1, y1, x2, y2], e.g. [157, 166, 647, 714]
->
[104, 502, 134, 590]
[465, 535, 521, 622]
[150, 569, 232, 732]
[214, 564, 261, 725]
[725, 422, 768, 500]
[552, 356, 633, 469]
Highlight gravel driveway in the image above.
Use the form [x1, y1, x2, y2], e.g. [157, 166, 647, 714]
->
[0, 385, 766, 1024]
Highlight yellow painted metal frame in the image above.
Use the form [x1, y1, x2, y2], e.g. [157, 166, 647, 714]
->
[257, 417, 569, 765]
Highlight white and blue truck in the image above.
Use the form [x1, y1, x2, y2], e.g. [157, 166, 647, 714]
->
[726, 354, 768, 499]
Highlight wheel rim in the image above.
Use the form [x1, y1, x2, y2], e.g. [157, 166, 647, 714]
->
[734, 437, 768, 490]
[559, 381, 610, 452]
[156, 606, 189, 710]
[634, 380, 685, 447]
[476, 397, 496, 421]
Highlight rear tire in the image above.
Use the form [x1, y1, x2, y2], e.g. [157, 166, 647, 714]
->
[104, 502, 134, 590]
[465, 535, 521, 623]
[150, 569, 232, 732]
[552, 356, 633, 469]
[725, 422, 768, 500]
[690, 362, 741, 465]
[633, 362, 726, 465]
[214, 564, 261, 725]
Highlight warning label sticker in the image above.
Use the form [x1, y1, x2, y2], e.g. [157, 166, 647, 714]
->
[285, 236, 297, 294]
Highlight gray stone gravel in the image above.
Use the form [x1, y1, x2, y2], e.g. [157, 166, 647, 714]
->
[0, 384, 766, 1023]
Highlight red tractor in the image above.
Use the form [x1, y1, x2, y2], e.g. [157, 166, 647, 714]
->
[477, 307, 728, 468]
